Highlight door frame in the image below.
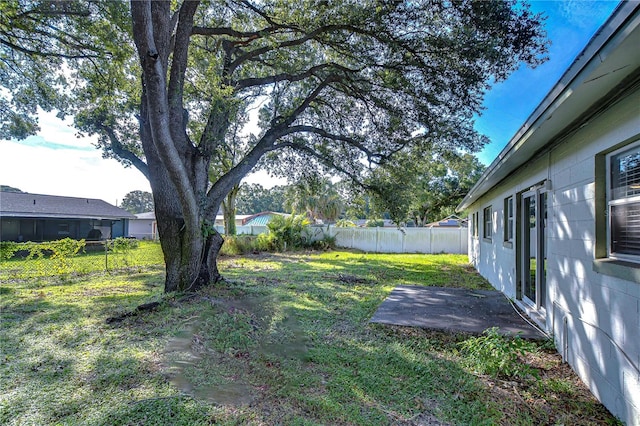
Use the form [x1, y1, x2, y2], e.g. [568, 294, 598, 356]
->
[516, 183, 548, 313]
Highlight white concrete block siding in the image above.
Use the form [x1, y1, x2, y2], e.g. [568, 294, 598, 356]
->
[465, 90, 640, 425]
[459, 5, 640, 422]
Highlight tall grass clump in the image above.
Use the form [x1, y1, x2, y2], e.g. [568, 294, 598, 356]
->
[459, 327, 540, 379]
[221, 235, 258, 255]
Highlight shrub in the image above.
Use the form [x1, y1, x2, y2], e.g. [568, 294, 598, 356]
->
[221, 235, 257, 255]
[8, 238, 87, 276]
[365, 219, 384, 227]
[459, 327, 540, 380]
[106, 237, 138, 269]
[108, 237, 139, 252]
[263, 214, 311, 251]
[335, 219, 356, 227]
[0, 241, 21, 260]
[308, 233, 337, 250]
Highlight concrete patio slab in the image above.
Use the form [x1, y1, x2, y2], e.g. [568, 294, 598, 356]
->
[370, 285, 547, 340]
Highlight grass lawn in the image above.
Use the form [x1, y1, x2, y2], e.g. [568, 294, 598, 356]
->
[0, 251, 618, 425]
[0, 241, 165, 280]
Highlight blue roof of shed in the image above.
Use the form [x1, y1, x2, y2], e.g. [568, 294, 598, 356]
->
[243, 213, 277, 226]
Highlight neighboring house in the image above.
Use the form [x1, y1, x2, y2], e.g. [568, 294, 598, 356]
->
[457, 3, 639, 424]
[128, 211, 158, 240]
[0, 192, 135, 242]
[425, 214, 468, 228]
[214, 212, 246, 228]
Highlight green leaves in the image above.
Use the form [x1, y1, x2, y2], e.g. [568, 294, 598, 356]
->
[458, 327, 540, 380]
[2, 238, 87, 276]
[364, 148, 486, 227]
[120, 190, 154, 214]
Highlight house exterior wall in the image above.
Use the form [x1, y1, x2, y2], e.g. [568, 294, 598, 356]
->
[128, 219, 157, 240]
[467, 92, 640, 424]
[0, 218, 129, 242]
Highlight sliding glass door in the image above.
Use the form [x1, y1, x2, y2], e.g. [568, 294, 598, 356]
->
[520, 188, 547, 310]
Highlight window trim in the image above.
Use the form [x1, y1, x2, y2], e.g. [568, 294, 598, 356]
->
[606, 140, 640, 263]
[471, 211, 479, 238]
[483, 206, 492, 241]
[503, 196, 514, 246]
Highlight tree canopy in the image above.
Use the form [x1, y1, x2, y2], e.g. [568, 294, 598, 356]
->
[366, 149, 486, 226]
[284, 176, 343, 223]
[0, 185, 24, 193]
[1, 0, 548, 292]
[120, 190, 154, 214]
[236, 183, 287, 215]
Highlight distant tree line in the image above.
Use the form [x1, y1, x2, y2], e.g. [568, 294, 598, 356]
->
[231, 149, 485, 226]
[0, 185, 24, 193]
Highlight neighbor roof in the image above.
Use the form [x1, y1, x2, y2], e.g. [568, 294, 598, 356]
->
[242, 211, 285, 226]
[426, 215, 468, 228]
[0, 192, 135, 220]
[134, 211, 156, 220]
[457, 2, 640, 211]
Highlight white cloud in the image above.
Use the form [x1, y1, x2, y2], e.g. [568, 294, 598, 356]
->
[558, 0, 618, 29]
[0, 110, 287, 205]
[0, 111, 150, 205]
[242, 169, 288, 189]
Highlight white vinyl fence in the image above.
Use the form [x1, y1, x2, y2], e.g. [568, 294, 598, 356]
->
[308, 226, 468, 254]
[214, 225, 268, 236]
[214, 224, 467, 254]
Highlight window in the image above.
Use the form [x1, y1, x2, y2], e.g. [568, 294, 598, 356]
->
[58, 223, 69, 235]
[504, 196, 514, 243]
[608, 142, 640, 261]
[483, 206, 492, 240]
[471, 212, 479, 238]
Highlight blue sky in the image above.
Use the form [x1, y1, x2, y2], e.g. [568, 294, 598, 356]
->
[0, 0, 623, 203]
[474, 0, 621, 164]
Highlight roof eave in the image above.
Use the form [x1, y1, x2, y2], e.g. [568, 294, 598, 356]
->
[457, 2, 640, 212]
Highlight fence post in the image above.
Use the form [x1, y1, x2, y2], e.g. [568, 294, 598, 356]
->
[104, 240, 108, 271]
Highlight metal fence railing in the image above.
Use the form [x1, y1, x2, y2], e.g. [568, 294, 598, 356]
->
[0, 239, 164, 280]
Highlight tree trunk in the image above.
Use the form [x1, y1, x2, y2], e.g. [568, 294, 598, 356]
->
[223, 185, 239, 236]
[154, 208, 224, 293]
[130, 0, 272, 293]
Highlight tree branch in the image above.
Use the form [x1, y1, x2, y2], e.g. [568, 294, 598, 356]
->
[191, 25, 280, 39]
[98, 124, 150, 180]
[279, 141, 368, 188]
[167, 0, 199, 152]
[277, 74, 338, 128]
[228, 24, 361, 74]
[235, 62, 360, 90]
[0, 37, 102, 60]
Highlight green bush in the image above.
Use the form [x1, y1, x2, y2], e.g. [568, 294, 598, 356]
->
[262, 214, 311, 251]
[108, 237, 139, 252]
[0, 241, 21, 260]
[365, 219, 384, 227]
[106, 237, 139, 269]
[5, 238, 87, 276]
[459, 327, 540, 380]
[335, 219, 356, 227]
[308, 233, 337, 250]
[221, 235, 257, 255]
[48, 238, 86, 275]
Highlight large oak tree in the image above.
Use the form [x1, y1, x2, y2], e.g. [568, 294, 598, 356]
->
[2, 0, 547, 292]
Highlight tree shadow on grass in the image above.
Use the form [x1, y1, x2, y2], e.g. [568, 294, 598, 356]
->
[0, 274, 172, 425]
[145, 277, 496, 425]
